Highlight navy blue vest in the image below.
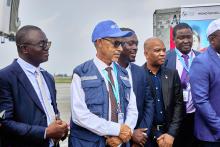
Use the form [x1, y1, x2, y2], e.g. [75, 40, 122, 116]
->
[69, 60, 131, 147]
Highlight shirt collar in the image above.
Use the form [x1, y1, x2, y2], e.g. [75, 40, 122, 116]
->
[126, 63, 131, 71]
[17, 57, 40, 74]
[93, 56, 114, 71]
[145, 64, 161, 76]
[175, 48, 193, 57]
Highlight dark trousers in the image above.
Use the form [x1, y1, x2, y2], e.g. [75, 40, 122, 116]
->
[145, 136, 159, 147]
[198, 140, 220, 147]
[146, 126, 166, 147]
[173, 112, 198, 147]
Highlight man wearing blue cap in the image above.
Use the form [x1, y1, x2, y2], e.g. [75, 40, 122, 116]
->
[69, 20, 138, 147]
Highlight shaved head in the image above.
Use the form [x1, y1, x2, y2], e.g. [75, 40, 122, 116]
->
[143, 37, 166, 68]
[144, 37, 164, 52]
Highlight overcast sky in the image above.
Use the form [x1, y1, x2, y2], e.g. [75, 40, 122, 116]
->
[1, 0, 219, 75]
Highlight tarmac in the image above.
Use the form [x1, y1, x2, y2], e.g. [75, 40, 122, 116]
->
[56, 83, 71, 147]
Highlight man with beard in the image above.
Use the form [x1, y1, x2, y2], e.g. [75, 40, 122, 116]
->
[143, 37, 184, 147]
[118, 28, 154, 147]
[165, 23, 200, 147]
[190, 18, 220, 147]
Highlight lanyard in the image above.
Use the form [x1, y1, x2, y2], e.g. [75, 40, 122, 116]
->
[102, 63, 121, 112]
[175, 49, 193, 72]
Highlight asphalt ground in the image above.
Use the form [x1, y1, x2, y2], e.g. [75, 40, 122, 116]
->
[56, 83, 71, 147]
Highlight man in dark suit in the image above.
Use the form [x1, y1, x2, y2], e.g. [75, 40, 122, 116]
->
[165, 23, 199, 147]
[143, 37, 184, 147]
[190, 18, 220, 147]
[118, 28, 154, 146]
[0, 25, 68, 147]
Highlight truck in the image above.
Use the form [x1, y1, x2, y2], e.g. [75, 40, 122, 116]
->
[0, 0, 20, 43]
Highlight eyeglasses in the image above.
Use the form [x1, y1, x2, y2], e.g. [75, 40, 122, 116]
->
[123, 40, 138, 46]
[17, 40, 51, 50]
[102, 38, 124, 48]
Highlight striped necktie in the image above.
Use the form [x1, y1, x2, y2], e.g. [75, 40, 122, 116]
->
[105, 67, 118, 122]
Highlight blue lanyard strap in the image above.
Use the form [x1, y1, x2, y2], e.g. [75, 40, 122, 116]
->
[175, 49, 193, 72]
[102, 63, 121, 112]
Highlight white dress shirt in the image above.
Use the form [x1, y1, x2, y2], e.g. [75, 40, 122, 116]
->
[175, 49, 196, 113]
[125, 63, 133, 88]
[70, 56, 138, 136]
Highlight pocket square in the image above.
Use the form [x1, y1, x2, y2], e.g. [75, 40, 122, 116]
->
[0, 110, 5, 119]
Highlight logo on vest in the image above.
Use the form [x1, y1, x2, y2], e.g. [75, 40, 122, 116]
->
[120, 76, 129, 81]
[81, 76, 98, 81]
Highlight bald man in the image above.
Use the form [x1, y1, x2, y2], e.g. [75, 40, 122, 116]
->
[142, 38, 184, 147]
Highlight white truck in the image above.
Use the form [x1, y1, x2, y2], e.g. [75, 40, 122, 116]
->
[0, 0, 20, 43]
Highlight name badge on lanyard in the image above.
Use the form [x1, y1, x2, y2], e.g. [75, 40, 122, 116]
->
[102, 63, 124, 124]
[175, 49, 193, 73]
[118, 112, 124, 124]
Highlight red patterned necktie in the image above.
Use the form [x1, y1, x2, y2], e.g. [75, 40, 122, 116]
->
[105, 67, 118, 122]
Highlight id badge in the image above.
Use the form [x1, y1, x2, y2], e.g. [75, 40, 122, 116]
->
[118, 113, 124, 124]
[183, 91, 189, 102]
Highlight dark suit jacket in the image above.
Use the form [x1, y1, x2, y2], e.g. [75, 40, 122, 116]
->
[143, 64, 184, 137]
[0, 60, 59, 147]
[165, 49, 200, 117]
[130, 63, 154, 135]
[165, 49, 200, 70]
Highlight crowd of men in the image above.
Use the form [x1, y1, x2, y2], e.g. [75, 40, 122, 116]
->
[0, 18, 220, 147]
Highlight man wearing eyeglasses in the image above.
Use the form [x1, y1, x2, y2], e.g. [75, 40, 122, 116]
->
[0, 25, 68, 147]
[118, 28, 154, 147]
[69, 20, 138, 147]
[190, 18, 220, 147]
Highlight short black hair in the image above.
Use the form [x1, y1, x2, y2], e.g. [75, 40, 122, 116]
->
[173, 23, 192, 38]
[16, 25, 42, 49]
[120, 27, 135, 35]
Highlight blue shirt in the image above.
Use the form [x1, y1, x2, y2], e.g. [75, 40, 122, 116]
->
[146, 68, 166, 137]
[149, 69, 166, 125]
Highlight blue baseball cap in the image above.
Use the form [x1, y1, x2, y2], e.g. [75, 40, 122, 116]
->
[92, 20, 132, 42]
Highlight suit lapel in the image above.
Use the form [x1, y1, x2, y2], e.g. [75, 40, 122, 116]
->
[130, 64, 137, 94]
[166, 51, 176, 69]
[161, 67, 169, 110]
[208, 46, 220, 69]
[12, 61, 45, 112]
[41, 71, 57, 114]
